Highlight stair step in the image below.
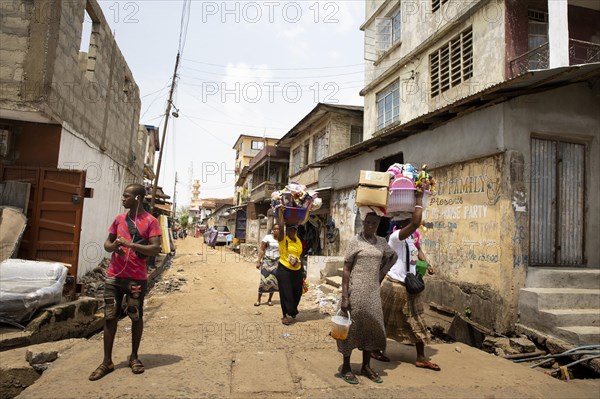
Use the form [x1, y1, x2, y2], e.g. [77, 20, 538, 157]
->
[520, 288, 600, 309]
[526, 268, 600, 289]
[336, 267, 343, 277]
[325, 275, 342, 289]
[555, 326, 600, 347]
[538, 309, 600, 327]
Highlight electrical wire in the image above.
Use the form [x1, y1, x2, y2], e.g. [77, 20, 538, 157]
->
[181, 58, 364, 71]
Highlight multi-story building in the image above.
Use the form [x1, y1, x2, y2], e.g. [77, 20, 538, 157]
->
[232, 135, 278, 206]
[0, 0, 144, 283]
[314, 0, 599, 343]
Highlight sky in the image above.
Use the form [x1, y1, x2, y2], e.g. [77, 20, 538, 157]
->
[92, 0, 366, 208]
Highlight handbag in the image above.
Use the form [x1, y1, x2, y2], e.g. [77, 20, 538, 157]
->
[286, 238, 299, 267]
[404, 241, 424, 294]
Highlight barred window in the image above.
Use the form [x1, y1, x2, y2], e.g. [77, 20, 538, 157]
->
[432, 0, 449, 13]
[430, 28, 473, 98]
[376, 81, 400, 130]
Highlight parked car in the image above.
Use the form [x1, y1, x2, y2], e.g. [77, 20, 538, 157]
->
[204, 225, 230, 245]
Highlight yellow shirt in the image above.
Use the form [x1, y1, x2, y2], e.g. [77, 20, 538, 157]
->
[278, 236, 303, 271]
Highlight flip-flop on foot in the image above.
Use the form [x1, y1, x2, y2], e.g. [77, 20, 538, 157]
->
[89, 363, 114, 381]
[360, 366, 383, 383]
[267, 301, 273, 306]
[129, 358, 145, 374]
[281, 317, 290, 325]
[415, 361, 441, 371]
[254, 302, 261, 306]
[337, 371, 359, 385]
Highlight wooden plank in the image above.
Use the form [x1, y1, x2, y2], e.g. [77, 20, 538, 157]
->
[0, 181, 31, 213]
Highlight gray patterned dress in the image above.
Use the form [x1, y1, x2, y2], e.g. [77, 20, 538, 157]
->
[337, 234, 395, 356]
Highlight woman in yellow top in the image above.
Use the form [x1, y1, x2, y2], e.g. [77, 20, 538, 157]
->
[276, 207, 304, 325]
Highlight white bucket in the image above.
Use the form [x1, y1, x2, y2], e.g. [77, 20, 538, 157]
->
[330, 310, 352, 341]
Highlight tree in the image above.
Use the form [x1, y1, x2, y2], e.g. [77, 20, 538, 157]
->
[180, 214, 189, 228]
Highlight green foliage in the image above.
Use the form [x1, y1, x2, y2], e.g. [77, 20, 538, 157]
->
[180, 214, 189, 228]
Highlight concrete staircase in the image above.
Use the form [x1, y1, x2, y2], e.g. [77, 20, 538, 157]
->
[518, 268, 600, 346]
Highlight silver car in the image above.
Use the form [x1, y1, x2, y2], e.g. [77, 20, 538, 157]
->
[204, 226, 230, 245]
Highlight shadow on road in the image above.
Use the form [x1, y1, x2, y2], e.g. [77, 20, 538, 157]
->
[114, 353, 183, 370]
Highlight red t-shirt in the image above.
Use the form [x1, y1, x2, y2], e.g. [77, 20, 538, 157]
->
[107, 211, 162, 280]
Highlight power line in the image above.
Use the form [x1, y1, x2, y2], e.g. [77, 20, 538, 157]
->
[180, 65, 363, 79]
[181, 58, 364, 71]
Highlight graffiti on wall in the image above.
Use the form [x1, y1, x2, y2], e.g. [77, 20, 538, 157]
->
[422, 155, 506, 285]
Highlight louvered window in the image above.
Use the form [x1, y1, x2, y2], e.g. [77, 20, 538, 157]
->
[432, 0, 449, 13]
[430, 28, 473, 98]
[350, 125, 363, 145]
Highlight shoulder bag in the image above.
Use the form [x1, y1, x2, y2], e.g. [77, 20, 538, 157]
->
[404, 240, 424, 294]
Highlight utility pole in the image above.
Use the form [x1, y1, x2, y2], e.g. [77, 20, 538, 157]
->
[172, 172, 178, 219]
[151, 52, 180, 212]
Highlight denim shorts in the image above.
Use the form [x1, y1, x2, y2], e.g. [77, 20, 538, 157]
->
[103, 277, 148, 320]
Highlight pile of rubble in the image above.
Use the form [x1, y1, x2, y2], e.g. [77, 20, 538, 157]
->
[79, 259, 109, 298]
[300, 283, 340, 316]
[151, 274, 187, 295]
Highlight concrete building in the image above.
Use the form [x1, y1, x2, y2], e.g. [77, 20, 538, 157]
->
[231, 134, 278, 243]
[0, 0, 144, 281]
[314, 0, 600, 343]
[277, 103, 364, 257]
[243, 145, 289, 250]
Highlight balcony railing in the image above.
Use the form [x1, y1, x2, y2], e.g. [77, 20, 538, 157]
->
[569, 38, 600, 65]
[250, 181, 284, 202]
[509, 43, 550, 77]
[509, 39, 600, 78]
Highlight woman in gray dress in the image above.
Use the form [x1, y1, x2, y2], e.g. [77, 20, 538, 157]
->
[337, 211, 397, 384]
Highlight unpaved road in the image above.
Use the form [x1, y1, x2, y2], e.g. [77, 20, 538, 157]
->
[17, 237, 600, 398]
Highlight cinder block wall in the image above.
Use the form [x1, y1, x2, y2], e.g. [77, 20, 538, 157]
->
[1, 0, 142, 174]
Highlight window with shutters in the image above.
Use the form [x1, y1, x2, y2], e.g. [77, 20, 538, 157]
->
[432, 0, 449, 13]
[350, 125, 363, 145]
[376, 81, 400, 130]
[430, 27, 473, 98]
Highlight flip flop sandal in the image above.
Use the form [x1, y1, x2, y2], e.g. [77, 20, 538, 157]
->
[281, 317, 290, 325]
[129, 358, 145, 374]
[371, 352, 391, 362]
[267, 301, 273, 306]
[360, 367, 383, 383]
[254, 302, 261, 306]
[337, 371, 359, 385]
[89, 363, 114, 381]
[415, 361, 441, 371]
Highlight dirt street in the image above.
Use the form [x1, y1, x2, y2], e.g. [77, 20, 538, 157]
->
[17, 237, 600, 398]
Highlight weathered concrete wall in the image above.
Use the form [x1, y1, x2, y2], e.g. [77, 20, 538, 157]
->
[362, 0, 505, 139]
[330, 188, 360, 256]
[1, 0, 142, 171]
[421, 153, 522, 332]
[57, 123, 141, 277]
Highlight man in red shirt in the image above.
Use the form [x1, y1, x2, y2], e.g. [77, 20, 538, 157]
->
[89, 184, 162, 381]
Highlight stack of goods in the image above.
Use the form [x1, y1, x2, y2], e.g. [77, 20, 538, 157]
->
[271, 182, 322, 225]
[355, 170, 392, 209]
[387, 163, 436, 214]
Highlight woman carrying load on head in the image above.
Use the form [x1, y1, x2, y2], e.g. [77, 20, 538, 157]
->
[336, 207, 397, 385]
[377, 183, 441, 371]
[275, 207, 304, 326]
[254, 225, 280, 307]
